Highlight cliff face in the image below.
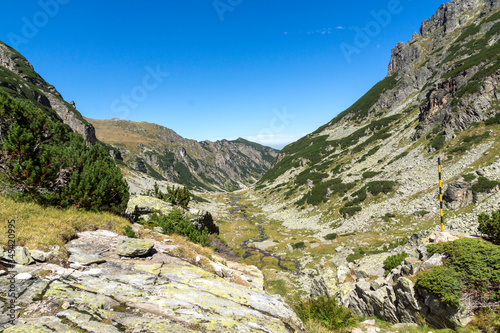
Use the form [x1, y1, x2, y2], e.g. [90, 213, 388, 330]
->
[254, 0, 499, 252]
[386, 0, 500, 139]
[88, 118, 278, 192]
[0, 41, 96, 144]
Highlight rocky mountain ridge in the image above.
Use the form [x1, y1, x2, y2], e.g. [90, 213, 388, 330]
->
[88, 118, 278, 192]
[254, 0, 500, 241]
[0, 41, 96, 144]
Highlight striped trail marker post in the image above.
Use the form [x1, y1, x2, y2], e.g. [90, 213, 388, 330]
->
[438, 158, 444, 232]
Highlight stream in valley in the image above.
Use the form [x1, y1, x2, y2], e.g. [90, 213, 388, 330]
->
[229, 194, 300, 274]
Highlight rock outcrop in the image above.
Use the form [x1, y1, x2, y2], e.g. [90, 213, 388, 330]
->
[310, 232, 475, 329]
[444, 181, 474, 209]
[126, 195, 220, 235]
[0, 230, 304, 332]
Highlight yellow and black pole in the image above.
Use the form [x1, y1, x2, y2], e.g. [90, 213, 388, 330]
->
[438, 158, 444, 232]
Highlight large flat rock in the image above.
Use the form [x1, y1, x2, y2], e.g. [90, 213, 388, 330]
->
[1, 230, 304, 332]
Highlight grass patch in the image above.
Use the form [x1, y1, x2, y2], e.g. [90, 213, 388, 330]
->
[0, 195, 129, 251]
[293, 296, 358, 332]
[265, 279, 288, 296]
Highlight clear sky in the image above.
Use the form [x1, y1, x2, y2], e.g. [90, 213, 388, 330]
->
[1, 0, 445, 149]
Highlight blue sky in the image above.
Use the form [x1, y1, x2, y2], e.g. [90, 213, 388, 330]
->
[1, 0, 444, 149]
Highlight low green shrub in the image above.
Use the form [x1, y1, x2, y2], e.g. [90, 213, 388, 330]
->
[472, 177, 500, 193]
[478, 210, 500, 243]
[430, 132, 446, 151]
[485, 113, 500, 126]
[366, 181, 396, 196]
[462, 173, 477, 182]
[383, 251, 408, 275]
[346, 248, 366, 263]
[293, 296, 358, 331]
[420, 238, 500, 308]
[148, 208, 211, 246]
[325, 233, 338, 240]
[292, 241, 306, 250]
[362, 171, 380, 179]
[415, 266, 463, 308]
[146, 183, 192, 208]
[339, 206, 362, 218]
[415, 210, 430, 216]
[123, 225, 136, 238]
[382, 212, 396, 222]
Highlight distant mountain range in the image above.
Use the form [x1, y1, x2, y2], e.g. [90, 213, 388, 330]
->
[87, 118, 278, 192]
[0, 41, 278, 193]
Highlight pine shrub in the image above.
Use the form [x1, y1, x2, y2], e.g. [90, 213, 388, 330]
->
[292, 241, 306, 250]
[149, 208, 211, 247]
[383, 251, 408, 275]
[325, 233, 338, 240]
[0, 92, 129, 212]
[418, 238, 500, 309]
[472, 177, 500, 193]
[147, 182, 191, 208]
[478, 210, 500, 243]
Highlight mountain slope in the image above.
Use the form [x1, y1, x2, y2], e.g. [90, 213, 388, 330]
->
[255, 0, 500, 240]
[0, 41, 96, 144]
[88, 118, 278, 192]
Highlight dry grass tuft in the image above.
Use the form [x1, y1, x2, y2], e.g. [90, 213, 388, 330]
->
[0, 196, 130, 251]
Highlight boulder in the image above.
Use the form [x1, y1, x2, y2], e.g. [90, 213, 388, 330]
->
[15, 273, 32, 280]
[417, 287, 475, 328]
[443, 182, 473, 210]
[371, 277, 387, 291]
[116, 239, 154, 257]
[189, 209, 219, 235]
[30, 250, 49, 262]
[126, 195, 174, 217]
[6, 247, 34, 265]
[353, 253, 389, 279]
[68, 253, 106, 266]
[310, 268, 339, 298]
[337, 265, 350, 283]
[1, 229, 304, 332]
[429, 232, 458, 243]
[408, 230, 433, 246]
[421, 253, 445, 270]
